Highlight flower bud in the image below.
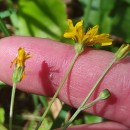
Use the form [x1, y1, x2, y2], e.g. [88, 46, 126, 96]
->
[11, 48, 31, 83]
[115, 44, 130, 60]
[99, 89, 111, 100]
[12, 65, 24, 83]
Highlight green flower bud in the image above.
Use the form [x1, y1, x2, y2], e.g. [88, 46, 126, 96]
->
[99, 89, 111, 100]
[115, 44, 130, 60]
[12, 65, 24, 83]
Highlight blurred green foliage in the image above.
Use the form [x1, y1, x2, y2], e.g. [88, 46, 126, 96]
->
[0, 16, 10, 36]
[84, 113, 103, 124]
[14, 0, 67, 40]
[1, 0, 130, 43]
[79, 0, 130, 42]
[0, 124, 7, 130]
[0, 107, 7, 130]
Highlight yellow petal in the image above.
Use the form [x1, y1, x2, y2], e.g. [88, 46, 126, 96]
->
[18, 48, 25, 57]
[92, 34, 112, 46]
[67, 19, 74, 30]
[63, 31, 76, 38]
[83, 25, 99, 42]
[75, 20, 84, 43]
[75, 20, 83, 29]
[86, 25, 99, 37]
[64, 19, 76, 39]
[18, 48, 31, 62]
[101, 42, 112, 46]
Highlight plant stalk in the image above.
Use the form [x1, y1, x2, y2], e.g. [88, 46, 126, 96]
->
[35, 52, 79, 130]
[63, 57, 116, 129]
[9, 82, 16, 130]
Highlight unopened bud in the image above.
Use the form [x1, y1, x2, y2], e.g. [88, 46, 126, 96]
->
[115, 44, 130, 60]
[99, 89, 111, 100]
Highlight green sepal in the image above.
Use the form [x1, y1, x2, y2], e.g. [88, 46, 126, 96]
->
[115, 44, 130, 60]
[12, 65, 24, 83]
[99, 89, 111, 100]
[74, 43, 84, 54]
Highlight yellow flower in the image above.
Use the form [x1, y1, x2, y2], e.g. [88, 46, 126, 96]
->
[11, 48, 31, 83]
[64, 19, 112, 46]
[11, 48, 31, 68]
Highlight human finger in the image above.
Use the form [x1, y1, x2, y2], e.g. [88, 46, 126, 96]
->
[0, 36, 130, 127]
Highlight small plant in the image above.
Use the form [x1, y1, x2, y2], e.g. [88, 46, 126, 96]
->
[0, 0, 130, 130]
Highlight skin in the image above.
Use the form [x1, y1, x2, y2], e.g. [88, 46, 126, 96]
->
[0, 36, 130, 130]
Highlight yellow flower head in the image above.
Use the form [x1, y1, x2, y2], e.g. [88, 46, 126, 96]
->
[11, 48, 31, 83]
[64, 19, 112, 46]
[11, 48, 31, 68]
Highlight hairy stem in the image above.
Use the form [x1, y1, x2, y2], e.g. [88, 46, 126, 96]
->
[63, 57, 116, 129]
[9, 82, 16, 130]
[35, 52, 79, 130]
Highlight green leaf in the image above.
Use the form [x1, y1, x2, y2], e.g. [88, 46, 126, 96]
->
[111, 0, 130, 42]
[0, 16, 10, 36]
[15, 0, 67, 41]
[80, 0, 116, 33]
[123, 0, 130, 4]
[0, 10, 12, 18]
[84, 113, 103, 124]
[0, 107, 5, 124]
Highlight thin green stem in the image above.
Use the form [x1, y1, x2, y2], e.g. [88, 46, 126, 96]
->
[79, 58, 116, 108]
[35, 52, 79, 130]
[63, 98, 101, 130]
[28, 106, 40, 130]
[81, 97, 101, 111]
[9, 82, 16, 130]
[63, 57, 116, 129]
